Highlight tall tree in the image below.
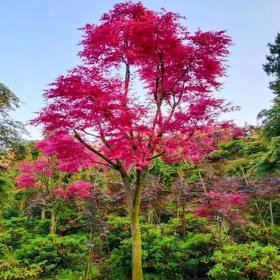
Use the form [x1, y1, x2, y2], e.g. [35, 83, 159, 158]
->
[255, 34, 280, 175]
[33, 2, 233, 279]
[258, 33, 280, 138]
[0, 83, 25, 151]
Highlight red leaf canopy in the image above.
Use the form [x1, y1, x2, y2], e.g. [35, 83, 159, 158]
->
[33, 1, 233, 172]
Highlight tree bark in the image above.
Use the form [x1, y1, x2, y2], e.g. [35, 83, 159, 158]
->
[269, 201, 274, 227]
[122, 170, 145, 280]
[41, 207, 46, 220]
[50, 208, 57, 234]
[84, 231, 94, 280]
[182, 206, 186, 239]
[130, 206, 143, 280]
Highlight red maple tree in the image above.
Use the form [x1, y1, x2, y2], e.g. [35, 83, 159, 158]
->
[195, 191, 248, 224]
[17, 136, 93, 234]
[32, 2, 234, 278]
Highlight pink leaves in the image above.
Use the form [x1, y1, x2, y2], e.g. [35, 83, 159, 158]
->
[35, 133, 96, 173]
[19, 159, 52, 177]
[37, 131, 110, 170]
[17, 159, 53, 189]
[17, 174, 36, 189]
[195, 191, 248, 224]
[55, 181, 92, 199]
[17, 147, 93, 201]
[102, 136, 152, 171]
[32, 2, 235, 173]
[16, 134, 95, 197]
[67, 181, 92, 198]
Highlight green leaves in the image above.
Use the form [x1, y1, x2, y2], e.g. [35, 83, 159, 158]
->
[0, 83, 19, 110]
[149, 158, 192, 188]
[0, 256, 42, 280]
[263, 33, 280, 93]
[0, 83, 26, 152]
[107, 221, 216, 279]
[209, 242, 280, 280]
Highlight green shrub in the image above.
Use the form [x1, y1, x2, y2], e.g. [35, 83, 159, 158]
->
[230, 223, 280, 247]
[209, 242, 280, 280]
[1, 216, 49, 235]
[16, 234, 87, 275]
[2, 202, 21, 219]
[54, 266, 100, 280]
[0, 256, 42, 280]
[0, 243, 9, 257]
[219, 140, 247, 157]
[108, 224, 216, 279]
[0, 227, 31, 250]
[107, 215, 130, 250]
[209, 150, 231, 161]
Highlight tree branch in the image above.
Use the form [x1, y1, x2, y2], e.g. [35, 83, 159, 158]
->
[73, 129, 118, 170]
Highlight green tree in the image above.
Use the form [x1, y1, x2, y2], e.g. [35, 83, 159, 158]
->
[0, 83, 26, 152]
[258, 33, 280, 138]
[255, 34, 280, 175]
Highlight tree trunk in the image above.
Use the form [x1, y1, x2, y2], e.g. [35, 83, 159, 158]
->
[84, 231, 94, 280]
[122, 170, 145, 280]
[182, 206, 186, 239]
[50, 208, 57, 234]
[217, 217, 223, 246]
[269, 201, 274, 227]
[130, 206, 143, 280]
[19, 199, 25, 212]
[41, 208, 46, 220]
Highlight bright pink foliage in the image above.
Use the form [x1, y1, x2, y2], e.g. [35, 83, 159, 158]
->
[32, 2, 235, 172]
[55, 181, 92, 199]
[17, 159, 53, 188]
[17, 155, 92, 200]
[35, 133, 100, 173]
[195, 191, 248, 223]
[17, 174, 36, 189]
[17, 136, 95, 202]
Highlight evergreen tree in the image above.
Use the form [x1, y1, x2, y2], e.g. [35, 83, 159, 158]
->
[0, 83, 26, 152]
[258, 33, 280, 138]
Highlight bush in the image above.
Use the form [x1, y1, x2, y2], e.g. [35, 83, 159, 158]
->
[54, 266, 100, 280]
[209, 242, 280, 280]
[0, 227, 31, 250]
[1, 216, 49, 236]
[107, 215, 130, 250]
[209, 150, 231, 161]
[108, 224, 217, 279]
[230, 223, 280, 247]
[0, 256, 42, 280]
[16, 234, 87, 275]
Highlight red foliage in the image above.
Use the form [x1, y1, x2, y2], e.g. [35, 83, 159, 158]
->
[17, 159, 53, 188]
[17, 173, 36, 189]
[195, 191, 248, 224]
[17, 138, 93, 201]
[55, 181, 92, 199]
[32, 2, 234, 172]
[35, 133, 101, 173]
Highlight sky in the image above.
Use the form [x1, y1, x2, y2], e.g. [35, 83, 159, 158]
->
[1, 0, 280, 140]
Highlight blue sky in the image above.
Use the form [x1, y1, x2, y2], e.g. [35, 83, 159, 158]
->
[1, 0, 279, 139]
